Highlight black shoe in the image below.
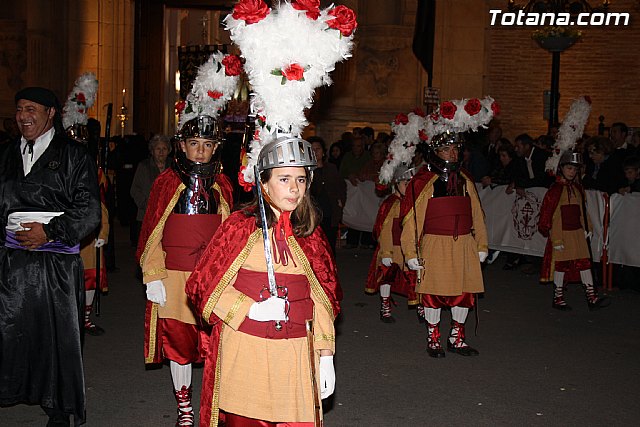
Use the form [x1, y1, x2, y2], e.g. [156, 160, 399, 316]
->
[588, 296, 611, 311]
[85, 322, 106, 336]
[380, 314, 396, 323]
[427, 346, 446, 358]
[46, 414, 70, 427]
[447, 341, 479, 356]
[552, 302, 572, 311]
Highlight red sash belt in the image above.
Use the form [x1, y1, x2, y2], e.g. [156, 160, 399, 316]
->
[424, 196, 472, 238]
[391, 218, 402, 246]
[162, 213, 221, 271]
[560, 204, 582, 231]
[234, 269, 312, 340]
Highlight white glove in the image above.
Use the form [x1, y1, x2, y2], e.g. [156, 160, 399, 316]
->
[94, 238, 106, 248]
[553, 245, 565, 251]
[319, 355, 336, 399]
[146, 280, 167, 307]
[248, 296, 287, 322]
[381, 258, 393, 267]
[407, 258, 424, 271]
[584, 231, 593, 240]
[478, 251, 488, 263]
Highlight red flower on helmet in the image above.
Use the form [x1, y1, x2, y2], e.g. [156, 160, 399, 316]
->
[491, 101, 501, 116]
[232, 0, 270, 25]
[292, 0, 321, 20]
[282, 64, 305, 81]
[175, 100, 186, 113]
[238, 166, 254, 192]
[394, 113, 409, 125]
[440, 101, 457, 120]
[419, 129, 428, 141]
[208, 90, 223, 100]
[222, 55, 243, 76]
[583, 95, 592, 104]
[327, 5, 358, 37]
[75, 92, 86, 104]
[464, 98, 482, 116]
[413, 107, 426, 117]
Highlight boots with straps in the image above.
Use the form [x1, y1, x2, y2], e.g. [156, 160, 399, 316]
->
[174, 385, 194, 426]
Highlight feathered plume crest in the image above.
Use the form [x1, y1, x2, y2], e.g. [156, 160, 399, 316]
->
[379, 109, 428, 184]
[424, 96, 499, 145]
[176, 51, 243, 131]
[226, 0, 357, 184]
[62, 72, 98, 130]
[545, 96, 592, 172]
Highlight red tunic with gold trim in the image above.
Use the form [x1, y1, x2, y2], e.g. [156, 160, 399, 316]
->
[136, 168, 233, 365]
[80, 167, 109, 292]
[538, 179, 591, 283]
[185, 211, 341, 427]
[365, 193, 417, 304]
[399, 168, 487, 307]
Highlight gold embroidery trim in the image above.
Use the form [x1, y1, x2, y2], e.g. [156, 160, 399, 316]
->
[213, 182, 230, 219]
[202, 230, 261, 322]
[224, 293, 247, 325]
[142, 267, 166, 279]
[145, 303, 159, 364]
[288, 236, 336, 322]
[210, 324, 224, 427]
[140, 184, 185, 267]
[314, 333, 335, 342]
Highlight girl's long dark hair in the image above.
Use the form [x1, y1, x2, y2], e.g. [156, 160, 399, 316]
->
[240, 167, 320, 237]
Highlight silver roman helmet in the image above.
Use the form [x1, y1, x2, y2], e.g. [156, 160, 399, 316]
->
[176, 115, 223, 143]
[66, 123, 89, 144]
[257, 134, 317, 173]
[392, 163, 419, 183]
[559, 151, 583, 167]
[427, 130, 464, 180]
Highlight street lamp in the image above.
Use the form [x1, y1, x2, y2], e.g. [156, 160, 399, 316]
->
[507, 1, 610, 133]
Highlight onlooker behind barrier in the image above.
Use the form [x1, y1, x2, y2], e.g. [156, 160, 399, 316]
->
[481, 142, 517, 189]
[618, 156, 640, 195]
[513, 133, 552, 191]
[328, 141, 344, 169]
[582, 136, 626, 195]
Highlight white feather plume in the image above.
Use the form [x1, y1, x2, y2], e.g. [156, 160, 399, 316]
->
[227, 1, 357, 183]
[545, 96, 592, 173]
[62, 72, 98, 130]
[379, 112, 427, 184]
[177, 52, 241, 131]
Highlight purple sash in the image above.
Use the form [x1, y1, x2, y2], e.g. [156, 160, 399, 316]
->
[5, 231, 80, 254]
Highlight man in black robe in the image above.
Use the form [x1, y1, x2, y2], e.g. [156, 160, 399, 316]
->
[0, 87, 101, 426]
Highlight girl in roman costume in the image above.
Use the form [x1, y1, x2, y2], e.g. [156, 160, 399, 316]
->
[365, 163, 419, 322]
[137, 51, 240, 426]
[538, 96, 609, 311]
[63, 72, 109, 336]
[400, 97, 498, 358]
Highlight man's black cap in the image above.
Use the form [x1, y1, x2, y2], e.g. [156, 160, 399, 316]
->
[15, 87, 59, 108]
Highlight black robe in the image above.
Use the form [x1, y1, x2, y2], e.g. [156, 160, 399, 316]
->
[0, 132, 101, 424]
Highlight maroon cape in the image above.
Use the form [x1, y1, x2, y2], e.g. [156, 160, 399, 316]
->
[185, 211, 342, 427]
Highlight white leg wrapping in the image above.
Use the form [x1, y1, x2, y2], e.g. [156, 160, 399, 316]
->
[424, 307, 441, 324]
[580, 269, 594, 286]
[379, 284, 391, 298]
[85, 289, 96, 306]
[170, 360, 192, 390]
[553, 271, 565, 288]
[451, 306, 469, 324]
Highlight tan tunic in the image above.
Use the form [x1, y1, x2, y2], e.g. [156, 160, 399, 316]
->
[79, 201, 109, 269]
[401, 174, 488, 296]
[377, 198, 406, 268]
[550, 186, 591, 262]
[212, 232, 335, 423]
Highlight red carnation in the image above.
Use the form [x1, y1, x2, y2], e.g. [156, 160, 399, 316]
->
[327, 5, 358, 37]
[440, 101, 457, 120]
[208, 90, 223, 100]
[583, 95, 592, 104]
[419, 129, 428, 141]
[464, 98, 482, 116]
[282, 64, 305, 81]
[413, 107, 426, 117]
[75, 92, 86, 104]
[430, 112, 440, 122]
[222, 55, 243, 76]
[175, 100, 186, 113]
[491, 101, 500, 116]
[238, 166, 254, 192]
[292, 0, 321, 20]
[394, 113, 409, 125]
[232, 0, 270, 25]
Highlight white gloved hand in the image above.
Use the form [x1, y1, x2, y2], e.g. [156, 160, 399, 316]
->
[478, 251, 488, 263]
[248, 296, 287, 322]
[319, 355, 336, 399]
[381, 258, 393, 267]
[584, 231, 593, 240]
[406, 258, 424, 271]
[553, 245, 565, 251]
[94, 238, 106, 248]
[146, 280, 167, 307]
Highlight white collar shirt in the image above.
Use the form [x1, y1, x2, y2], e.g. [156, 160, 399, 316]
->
[20, 127, 55, 175]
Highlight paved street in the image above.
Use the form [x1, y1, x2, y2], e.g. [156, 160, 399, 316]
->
[3, 225, 640, 426]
